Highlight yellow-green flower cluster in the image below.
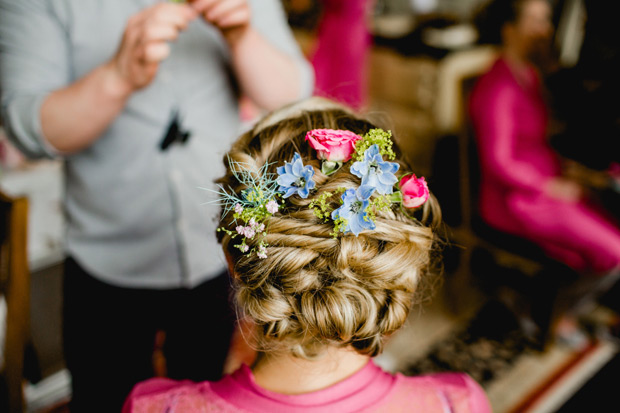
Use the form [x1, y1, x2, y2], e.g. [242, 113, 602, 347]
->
[366, 195, 393, 224]
[309, 188, 345, 222]
[353, 129, 396, 162]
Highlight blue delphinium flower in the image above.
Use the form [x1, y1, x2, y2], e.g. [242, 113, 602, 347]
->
[331, 185, 376, 236]
[350, 144, 399, 195]
[277, 153, 316, 198]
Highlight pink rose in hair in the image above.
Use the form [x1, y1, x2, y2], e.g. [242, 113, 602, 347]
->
[400, 174, 429, 208]
[305, 129, 362, 162]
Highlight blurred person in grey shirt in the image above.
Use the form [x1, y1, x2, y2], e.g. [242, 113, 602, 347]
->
[0, 0, 313, 410]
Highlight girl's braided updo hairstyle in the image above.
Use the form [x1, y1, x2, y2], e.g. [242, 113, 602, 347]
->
[216, 98, 442, 359]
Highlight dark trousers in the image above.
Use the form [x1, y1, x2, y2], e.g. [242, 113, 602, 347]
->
[63, 257, 235, 412]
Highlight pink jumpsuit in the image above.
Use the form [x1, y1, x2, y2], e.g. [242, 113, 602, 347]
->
[469, 58, 620, 274]
[311, 0, 371, 109]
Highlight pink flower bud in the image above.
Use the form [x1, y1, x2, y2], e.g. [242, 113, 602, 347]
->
[399, 174, 429, 209]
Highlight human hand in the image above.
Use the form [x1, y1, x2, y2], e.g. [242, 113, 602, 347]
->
[189, 0, 251, 46]
[565, 160, 611, 189]
[108, 3, 197, 92]
[544, 177, 583, 202]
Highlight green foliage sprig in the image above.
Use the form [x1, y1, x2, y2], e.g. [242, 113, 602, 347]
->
[309, 188, 346, 222]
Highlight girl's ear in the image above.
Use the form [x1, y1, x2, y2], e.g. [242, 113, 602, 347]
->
[225, 252, 237, 278]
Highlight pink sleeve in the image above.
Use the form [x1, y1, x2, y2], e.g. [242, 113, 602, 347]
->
[471, 85, 550, 193]
[428, 373, 492, 413]
[461, 374, 493, 413]
[121, 378, 193, 413]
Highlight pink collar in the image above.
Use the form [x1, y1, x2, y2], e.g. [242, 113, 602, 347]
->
[210, 361, 398, 412]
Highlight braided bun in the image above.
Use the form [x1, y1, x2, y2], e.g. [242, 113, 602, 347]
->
[216, 98, 441, 358]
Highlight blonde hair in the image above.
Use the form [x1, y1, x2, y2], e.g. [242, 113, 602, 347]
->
[217, 98, 442, 358]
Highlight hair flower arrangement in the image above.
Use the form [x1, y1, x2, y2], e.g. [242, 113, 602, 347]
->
[302, 128, 428, 237]
[210, 127, 430, 257]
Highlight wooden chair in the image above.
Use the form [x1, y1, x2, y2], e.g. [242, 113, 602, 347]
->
[0, 189, 30, 412]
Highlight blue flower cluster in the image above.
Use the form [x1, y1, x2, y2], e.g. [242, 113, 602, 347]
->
[276, 153, 316, 198]
[331, 186, 376, 235]
[350, 145, 399, 195]
[276, 144, 399, 237]
[332, 144, 399, 235]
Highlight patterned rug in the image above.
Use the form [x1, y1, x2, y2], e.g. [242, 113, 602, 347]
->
[398, 300, 618, 412]
[403, 300, 537, 386]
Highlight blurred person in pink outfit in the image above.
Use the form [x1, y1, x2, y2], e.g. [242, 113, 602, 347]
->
[311, 0, 373, 109]
[469, 0, 620, 274]
[123, 98, 491, 412]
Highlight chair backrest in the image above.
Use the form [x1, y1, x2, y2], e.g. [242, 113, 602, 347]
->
[458, 75, 483, 232]
[429, 74, 482, 232]
[0, 190, 29, 413]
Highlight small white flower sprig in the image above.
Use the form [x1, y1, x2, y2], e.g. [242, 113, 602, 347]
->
[204, 157, 281, 258]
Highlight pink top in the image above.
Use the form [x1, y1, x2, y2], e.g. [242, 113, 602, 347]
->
[469, 58, 562, 232]
[311, 0, 371, 109]
[123, 362, 491, 412]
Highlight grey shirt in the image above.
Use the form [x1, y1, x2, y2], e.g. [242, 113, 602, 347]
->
[0, 0, 313, 288]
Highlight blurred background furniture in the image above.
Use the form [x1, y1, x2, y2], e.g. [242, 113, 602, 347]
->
[1, 124, 67, 411]
[1, 190, 30, 412]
